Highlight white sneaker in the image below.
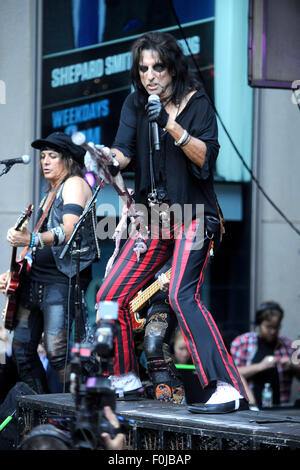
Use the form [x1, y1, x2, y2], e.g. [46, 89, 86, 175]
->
[206, 381, 243, 405]
[109, 371, 142, 393]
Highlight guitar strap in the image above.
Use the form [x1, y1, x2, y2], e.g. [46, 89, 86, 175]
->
[19, 183, 63, 261]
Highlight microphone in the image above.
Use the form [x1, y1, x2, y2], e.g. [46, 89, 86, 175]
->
[0, 155, 31, 166]
[148, 94, 160, 151]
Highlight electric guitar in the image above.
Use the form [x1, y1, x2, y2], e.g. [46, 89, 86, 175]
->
[2, 204, 33, 330]
[129, 268, 171, 331]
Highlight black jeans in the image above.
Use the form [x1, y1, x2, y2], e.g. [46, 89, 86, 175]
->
[12, 278, 85, 393]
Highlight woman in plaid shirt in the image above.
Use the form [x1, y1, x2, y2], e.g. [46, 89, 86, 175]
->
[230, 302, 300, 407]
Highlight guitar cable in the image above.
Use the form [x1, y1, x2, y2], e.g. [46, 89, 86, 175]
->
[0, 410, 16, 434]
[62, 258, 73, 394]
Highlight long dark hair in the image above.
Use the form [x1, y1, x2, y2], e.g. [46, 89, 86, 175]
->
[40, 146, 85, 192]
[130, 31, 201, 105]
[62, 153, 85, 178]
[255, 301, 284, 326]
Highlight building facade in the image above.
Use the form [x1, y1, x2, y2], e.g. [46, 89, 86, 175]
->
[0, 0, 299, 353]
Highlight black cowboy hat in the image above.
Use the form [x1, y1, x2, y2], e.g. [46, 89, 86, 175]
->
[31, 132, 85, 168]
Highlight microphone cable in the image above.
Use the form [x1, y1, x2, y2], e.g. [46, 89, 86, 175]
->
[292, 87, 300, 113]
[169, 0, 300, 237]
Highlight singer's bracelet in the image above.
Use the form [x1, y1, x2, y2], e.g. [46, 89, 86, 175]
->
[181, 133, 192, 147]
[174, 129, 190, 147]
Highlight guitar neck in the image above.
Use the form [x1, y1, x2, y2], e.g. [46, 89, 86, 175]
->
[9, 212, 29, 272]
[9, 247, 18, 272]
[4, 204, 33, 289]
[130, 268, 171, 313]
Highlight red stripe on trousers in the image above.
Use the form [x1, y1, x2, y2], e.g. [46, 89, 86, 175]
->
[170, 219, 209, 386]
[195, 301, 247, 396]
[194, 239, 246, 395]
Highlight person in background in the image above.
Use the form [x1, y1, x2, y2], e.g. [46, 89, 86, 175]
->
[173, 329, 192, 365]
[37, 339, 63, 394]
[0, 326, 18, 404]
[231, 301, 300, 408]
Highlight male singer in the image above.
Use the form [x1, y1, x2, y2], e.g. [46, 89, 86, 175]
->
[96, 31, 248, 412]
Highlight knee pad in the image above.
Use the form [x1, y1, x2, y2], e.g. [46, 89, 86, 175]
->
[144, 319, 167, 360]
[147, 359, 171, 385]
[44, 330, 68, 371]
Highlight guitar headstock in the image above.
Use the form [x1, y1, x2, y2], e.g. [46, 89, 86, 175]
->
[72, 132, 112, 183]
[14, 204, 34, 231]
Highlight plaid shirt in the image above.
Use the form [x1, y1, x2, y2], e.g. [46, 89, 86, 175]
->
[230, 332, 295, 403]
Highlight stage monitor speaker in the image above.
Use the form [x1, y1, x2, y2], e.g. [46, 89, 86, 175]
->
[248, 0, 300, 89]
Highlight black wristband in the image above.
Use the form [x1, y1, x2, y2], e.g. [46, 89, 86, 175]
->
[108, 160, 120, 177]
[52, 232, 59, 246]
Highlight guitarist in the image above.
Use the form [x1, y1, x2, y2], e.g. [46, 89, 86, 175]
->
[0, 132, 99, 394]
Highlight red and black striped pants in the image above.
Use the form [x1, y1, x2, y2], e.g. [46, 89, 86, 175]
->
[96, 219, 246, 396]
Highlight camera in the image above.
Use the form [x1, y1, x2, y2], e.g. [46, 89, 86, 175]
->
[93, 301, 119, 357]
[19, 301, 133, 450]
[69, 301, 123, 449]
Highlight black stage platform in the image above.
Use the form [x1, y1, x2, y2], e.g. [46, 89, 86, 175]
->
[16, 393, 300, 450]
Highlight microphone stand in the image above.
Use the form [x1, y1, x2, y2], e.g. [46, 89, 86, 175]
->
[59, 185, 101, 344]
[0, 164, 13, 177]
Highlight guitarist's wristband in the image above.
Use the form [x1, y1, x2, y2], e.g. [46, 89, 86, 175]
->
[50, 226, 66, 246]
[37, 233, 45, 249]
[33, 233, 41, 249]
[29, 232, 35, 249]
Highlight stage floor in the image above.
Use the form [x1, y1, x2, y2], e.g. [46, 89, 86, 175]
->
[16, 393, 300, 450]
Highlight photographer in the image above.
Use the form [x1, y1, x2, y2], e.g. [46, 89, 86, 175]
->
[100, 406, 125, 451]
[16, 300, 127, 451]
[19, 406, 125, 450]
